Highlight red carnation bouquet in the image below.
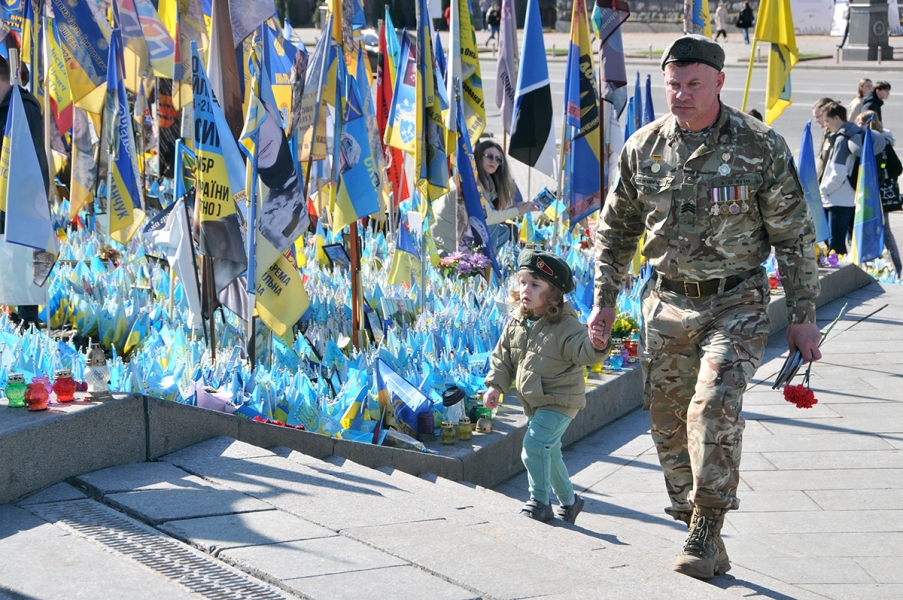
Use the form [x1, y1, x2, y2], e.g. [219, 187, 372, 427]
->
[777, 304, 846, 409]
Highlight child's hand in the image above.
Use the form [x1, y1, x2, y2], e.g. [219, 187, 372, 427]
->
[483, 387, 500, 410]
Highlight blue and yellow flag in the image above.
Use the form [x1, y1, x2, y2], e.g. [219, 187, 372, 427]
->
[50, 0, 110, 114]
[192, 43, 248, 294]
[0, 85, 55, 253]
[446, 0, 485, 146]
[386, 33, 416, 154]
[106, 15, 145, 243]
[798, 121, 830, 244]
[755, 0, 797, 125]
[563, 0, 601, 227]
[332, 71, 381, 231]
[850, 121, 885, 265]
[387, 223, 421, 288]
[119, 0, 176, 92]
[684, 0, 712, 37]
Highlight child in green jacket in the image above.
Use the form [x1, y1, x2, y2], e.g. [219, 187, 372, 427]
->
[484, 250, 609, 524]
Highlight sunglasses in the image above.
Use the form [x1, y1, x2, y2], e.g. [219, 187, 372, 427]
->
[483, 153, 504, 164]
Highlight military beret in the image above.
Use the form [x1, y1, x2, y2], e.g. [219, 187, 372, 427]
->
[661, 34, 725, 72]
[517, 250, 575, 294]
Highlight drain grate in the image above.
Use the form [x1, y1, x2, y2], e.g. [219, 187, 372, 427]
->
[29, 499, 286, 600]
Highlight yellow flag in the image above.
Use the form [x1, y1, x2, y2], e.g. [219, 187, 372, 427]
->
[755, 0, 798, 124]
[256, 245, 309, 346]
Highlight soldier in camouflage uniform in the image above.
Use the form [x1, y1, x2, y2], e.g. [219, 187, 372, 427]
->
[587, 35, 823, 580]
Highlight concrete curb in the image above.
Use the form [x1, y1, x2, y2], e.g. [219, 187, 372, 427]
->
[0, 264, 873, 504]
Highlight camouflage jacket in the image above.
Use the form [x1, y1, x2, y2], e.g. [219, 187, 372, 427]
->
[594, 103, 819, 324]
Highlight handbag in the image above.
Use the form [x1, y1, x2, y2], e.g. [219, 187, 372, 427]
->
[880, 179, 902, 212]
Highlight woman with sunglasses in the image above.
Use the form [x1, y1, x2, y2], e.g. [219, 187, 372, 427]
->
[431, 140, 538, 254]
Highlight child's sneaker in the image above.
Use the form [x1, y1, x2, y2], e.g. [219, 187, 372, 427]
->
[555, 494, 585, 524]
[520, 499, 553, 522]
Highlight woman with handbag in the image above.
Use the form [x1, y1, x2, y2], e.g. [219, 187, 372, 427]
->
[858, 110, 903, 278]
[737, 2, 754, 44]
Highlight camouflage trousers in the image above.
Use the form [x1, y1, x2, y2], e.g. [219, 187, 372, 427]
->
[641, 270, 770, 511]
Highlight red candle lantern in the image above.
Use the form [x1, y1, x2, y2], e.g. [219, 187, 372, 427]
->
[24, 381, 49, 411]
[53, 369, 77, 403]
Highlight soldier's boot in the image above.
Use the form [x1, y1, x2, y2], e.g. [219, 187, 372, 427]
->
[673, 506, 730, 579]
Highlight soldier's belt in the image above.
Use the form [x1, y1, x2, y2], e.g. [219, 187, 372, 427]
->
[655, 268, 760, 299]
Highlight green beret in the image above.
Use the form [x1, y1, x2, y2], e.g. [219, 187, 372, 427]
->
[661, 34, 725, 72]
[517, 250, 575, 294]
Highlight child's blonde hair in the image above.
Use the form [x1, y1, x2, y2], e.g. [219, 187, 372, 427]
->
[508, 278, 565, 324]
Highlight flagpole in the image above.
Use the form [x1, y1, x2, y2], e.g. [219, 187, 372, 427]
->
[741, 39, 758, 112]
[183, 188, 209, 348]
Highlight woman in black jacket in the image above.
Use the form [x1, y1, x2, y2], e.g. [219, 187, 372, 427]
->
[737, 2, 754, 45]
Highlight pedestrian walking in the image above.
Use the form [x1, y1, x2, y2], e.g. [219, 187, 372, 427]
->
[736, 2, 754, 44]
[862, 81, 891, 122]
[713, 2, 729, 42]
[485, 2, 501, 45]
[848, 78, 872, 123]
[484, 250, 609, 525]
[589, 34, 822, 580]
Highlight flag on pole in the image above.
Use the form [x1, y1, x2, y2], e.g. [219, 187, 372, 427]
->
[50, 0, 110, 113]
[0, 85, 55, 253]
[850, 119, 885, 264]
[415, 0, 449, 197]
[684, 0, 713, 37]
[143, 198, 203, 330]
[509, 0, 556, 178]
[642, 74, 655, 125]
[446, 0, 485, 145]
[331, 71, 381, 231]
[456, 94, 501, 279]
[375, 358, 433, 438]
[191, 42, 248, 294]
[69, 108, 97, 219]
[755, 0, 798, 125]
[119, 0, 176, 93]
[495, 0, 519, 134]
[562, 0, 602, 227]
[387, 222, 422, 288]
[385, 32, 416, 154]
[46, 19, 73, 134]
[206, 0, 244, 141]
[798, 121, 830, 244]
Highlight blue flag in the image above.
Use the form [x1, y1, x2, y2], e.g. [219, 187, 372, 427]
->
[456, 95, 501, 279]
[642, 74, 655, 126]
[850, 120, 885, 264]
[798, 121, 829, 244]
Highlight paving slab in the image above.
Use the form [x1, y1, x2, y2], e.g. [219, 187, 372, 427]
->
[796, 584, 903, 600]
[75, 461, 211, 495]
[159, 509, 337, 555]
[729, 509, 903, 535]
[806, 488, 903, 511]
[105, 485, 275, 525]
[220, 534, 407, 580]
[15, 481, 86, 505]
[283, 565, 480, 600]
[732, 532, 903, 558]
[732, 556, 875, 585]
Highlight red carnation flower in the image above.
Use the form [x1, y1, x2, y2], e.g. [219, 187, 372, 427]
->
[783, 384, 818, 409]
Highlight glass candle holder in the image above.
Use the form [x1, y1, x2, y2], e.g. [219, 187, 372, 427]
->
[440, 421, 456, 444]
[457, 418, 472, 441]
[84, 345, 112, 402]
[24, 381, 49, 411]
[52, 369, 77, 403]
[5, 373, 26, 408]
[608, 350, 623, 371]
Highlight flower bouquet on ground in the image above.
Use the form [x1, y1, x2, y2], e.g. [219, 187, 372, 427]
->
[439, 251, 490, 280]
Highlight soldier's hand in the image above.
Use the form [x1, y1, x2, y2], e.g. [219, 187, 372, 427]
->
[787, 323, 823, 362]
[588, 306, 616, 350]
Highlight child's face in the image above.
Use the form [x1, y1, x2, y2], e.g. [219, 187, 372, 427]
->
[518, 271, 552, 314]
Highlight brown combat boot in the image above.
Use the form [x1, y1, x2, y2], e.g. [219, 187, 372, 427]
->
[673, 506, 731, 579]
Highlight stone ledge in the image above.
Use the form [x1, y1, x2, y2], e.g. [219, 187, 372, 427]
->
[0, 264, 873, 503]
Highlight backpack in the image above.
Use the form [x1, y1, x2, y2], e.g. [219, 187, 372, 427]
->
[847, 155, 860, 189]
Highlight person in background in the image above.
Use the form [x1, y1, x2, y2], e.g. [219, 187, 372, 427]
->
[862, 81, 891, 122]
[430, 140, 538, 255]
[713, 2, 729, 42]
[484, 250, 609, 525]
[848, 78, 873, 123]
[857, 110, 902, 278]
[0, 56, 50, 329]
[812, 97, 836, 184]
[485, 2, 501, 45]
[736, 2, 754, 44]
[747, 108, 763, 121]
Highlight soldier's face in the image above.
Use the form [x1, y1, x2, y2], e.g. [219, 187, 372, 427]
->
[663, 63, 725, 131]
